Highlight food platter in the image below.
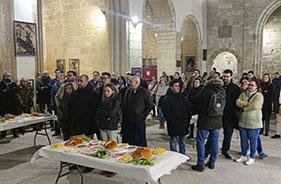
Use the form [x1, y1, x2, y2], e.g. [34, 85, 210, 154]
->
[50, 135, 167, 166]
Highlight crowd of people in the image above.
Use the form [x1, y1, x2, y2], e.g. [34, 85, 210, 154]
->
[1, 67, 281, 172]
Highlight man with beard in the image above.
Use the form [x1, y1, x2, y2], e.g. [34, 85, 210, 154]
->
[220, 69, 240, 159]
[70, 74, 98, 136]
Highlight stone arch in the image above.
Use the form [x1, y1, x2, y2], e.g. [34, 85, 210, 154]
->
[255, 0, 281, 75]
[180, 15, 202, 72]
[209, 48, 241, 78]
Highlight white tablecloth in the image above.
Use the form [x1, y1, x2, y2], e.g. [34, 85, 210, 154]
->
[0, 115, 58, 131]
[31, 146, 188, 183]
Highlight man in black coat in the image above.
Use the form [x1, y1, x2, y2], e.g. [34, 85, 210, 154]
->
[221, 69, 240, 159]
[0, 72, 22, 138]
[122, 76, 153, 146]
[70, 74, 98, 136]
[162, 79, 191, 156]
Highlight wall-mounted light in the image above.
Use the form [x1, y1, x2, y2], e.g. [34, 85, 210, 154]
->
[130, 15, 142, 27]
[89, 7, 106, 29]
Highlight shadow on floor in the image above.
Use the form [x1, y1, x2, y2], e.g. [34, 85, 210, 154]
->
[0, 146, 43, 170]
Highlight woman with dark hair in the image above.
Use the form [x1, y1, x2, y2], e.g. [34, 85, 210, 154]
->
[57, 82, 74, 141]
[260, 73, 274, 136]
[95, 83, 121, 141]
[187, 78, 203, 138]
[236, 78, 264, 165]
[117, 76, 127, 97]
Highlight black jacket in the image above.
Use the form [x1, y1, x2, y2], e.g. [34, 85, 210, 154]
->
[122, 87, 153, 122]
[36, 77, 51, 104]
[188, 86, 203, 115]
[95, 93, 121, 130]
[222, 81, 240, 127]
[0, 81, 20, 116]
[196, 79, 226, 130]
[261, 82, 274, 120]
[70, 84, 98, 136]
[162, 92, 191, 136]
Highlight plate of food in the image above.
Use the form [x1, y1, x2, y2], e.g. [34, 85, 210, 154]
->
[92, 149, 110, 159]
[117, 154, 133, 163]
[152, 148, 167, 155]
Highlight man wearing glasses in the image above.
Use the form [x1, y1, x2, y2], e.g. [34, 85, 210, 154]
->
[221, 69, 240, 159]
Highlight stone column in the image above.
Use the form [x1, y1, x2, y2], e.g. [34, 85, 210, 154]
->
[0, 0, 15, 78]
[157, 31, 177, 78]
[106, 0, 130, 75]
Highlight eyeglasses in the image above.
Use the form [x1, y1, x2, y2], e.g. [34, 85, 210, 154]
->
[248, 84, 256, 87]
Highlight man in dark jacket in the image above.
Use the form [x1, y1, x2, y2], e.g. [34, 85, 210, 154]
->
[70, 74, 98, 136]
[0, 72, 22, 138]
[192, 78, 226, 172]
[221, 69, 240, 159]
[36, 72, 51, 113]
[162, 79, 191, 156]
[122, 76, 153, 146]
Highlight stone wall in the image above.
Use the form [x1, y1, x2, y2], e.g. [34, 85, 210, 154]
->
[262, 6, 281, 74]
[0, 0, 15, 78]
[206, 0, 279, 75]
[42, 0, 109, 77]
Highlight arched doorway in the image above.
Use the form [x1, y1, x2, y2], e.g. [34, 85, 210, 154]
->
[211, 51, 239, 81]
[255, 1, 281, 75]
[262, 6, 281, 74]
[142, 0, 176, 79]
[180, 15, 202, 73]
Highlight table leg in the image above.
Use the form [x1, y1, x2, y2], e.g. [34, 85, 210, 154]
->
[55, 162, 84, 184]
[33, 122, 52, 146]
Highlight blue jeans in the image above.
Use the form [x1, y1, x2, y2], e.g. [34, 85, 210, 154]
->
[239, 128, 260, 158]
[257, 135, 263, 154]
[170, 135, 187, 155]
[196, 129, 220, 166]
[221, 124, 234, 154]
[157, 107, 165, 125]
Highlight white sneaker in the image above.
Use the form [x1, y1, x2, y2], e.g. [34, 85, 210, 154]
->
[245, 158, 255, 166]
[186, 155, 191, 161]
[235, 156, 247, 163]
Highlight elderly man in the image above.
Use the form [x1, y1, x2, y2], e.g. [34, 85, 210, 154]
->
[0, 72, 22, 138]
[89, 71, 100, 90]
[122, 76, 153, 146]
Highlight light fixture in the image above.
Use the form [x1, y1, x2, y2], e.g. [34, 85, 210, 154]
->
[131, 15, 139, 24]
[89, 7, 106, 29]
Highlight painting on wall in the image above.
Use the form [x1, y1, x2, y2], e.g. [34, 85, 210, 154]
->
[185, 56, 196, 72]
[56, 59, 65, 73]
[14, 21, 36, 56]
[131, 67, 142, 77]
[69, 59, 80, 75]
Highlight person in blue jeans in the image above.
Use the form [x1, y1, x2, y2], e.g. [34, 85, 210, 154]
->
[235, 78, 264, 165]
[191, 77, 226, 172]
[162, 79, 191, 157]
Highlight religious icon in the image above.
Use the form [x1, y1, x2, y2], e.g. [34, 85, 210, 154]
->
[218, 20, 232, 38]
[14, 21, 36, 56]
[56, 59, 65, 73]
[69, 59, 80, 75]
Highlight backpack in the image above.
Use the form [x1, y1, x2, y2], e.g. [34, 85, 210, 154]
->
[207, 89, 226, 117]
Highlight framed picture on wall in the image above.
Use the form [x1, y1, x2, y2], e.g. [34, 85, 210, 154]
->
[56, 59, 65, 73]
[131, 67, 142, 77]
[69, 59, 80, 75]
[14, 21, 36, 56]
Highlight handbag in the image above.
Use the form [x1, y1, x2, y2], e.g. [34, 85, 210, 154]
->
[236, 91, 258, 118]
